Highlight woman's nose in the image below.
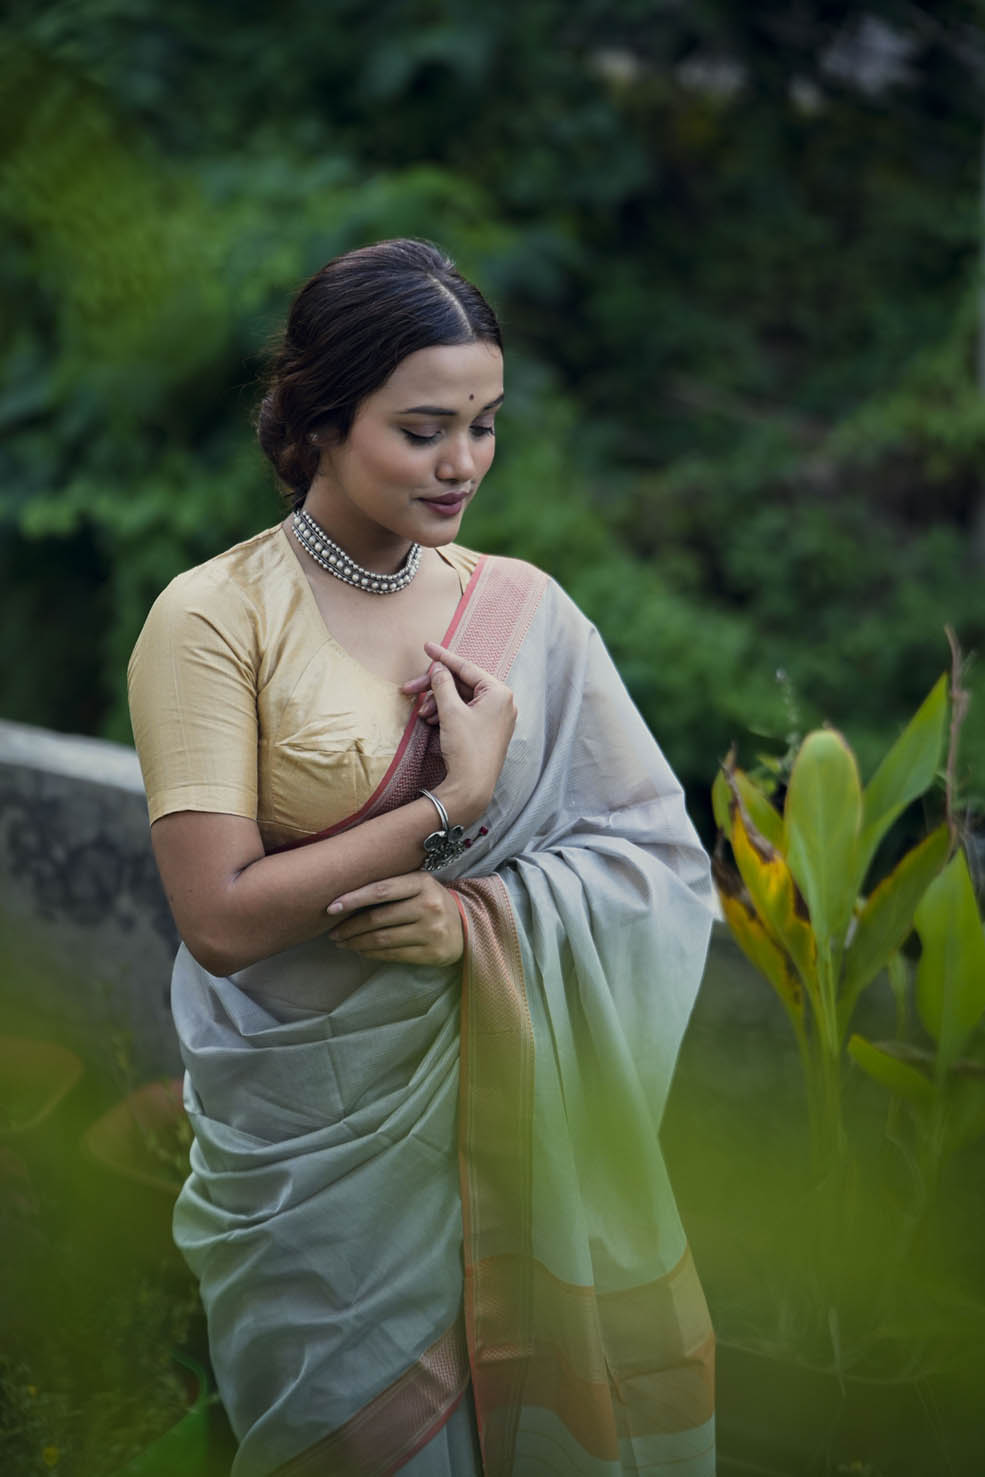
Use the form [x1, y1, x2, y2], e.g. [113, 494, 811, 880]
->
[437, 433, 475, 482]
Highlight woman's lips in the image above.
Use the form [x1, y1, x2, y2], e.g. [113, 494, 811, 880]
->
[420, 491, 469, 516]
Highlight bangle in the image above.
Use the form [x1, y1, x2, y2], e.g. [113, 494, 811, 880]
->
[419, 789, 467, 873]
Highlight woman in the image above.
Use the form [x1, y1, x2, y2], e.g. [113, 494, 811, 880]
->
[128, 239, 719, 1477]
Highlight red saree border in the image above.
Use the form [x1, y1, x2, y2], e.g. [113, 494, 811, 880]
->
[270, 554, 548, 854]
[270, 554, 488, 853]
[272, 1318, 470, 1477]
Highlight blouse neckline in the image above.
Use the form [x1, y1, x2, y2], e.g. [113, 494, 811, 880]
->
[275, 523, 473, 693]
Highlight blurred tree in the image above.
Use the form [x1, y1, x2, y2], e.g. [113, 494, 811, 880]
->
[1, 0, 983, 827]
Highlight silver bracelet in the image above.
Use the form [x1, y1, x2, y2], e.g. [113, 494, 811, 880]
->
[419, 789, 467, 872]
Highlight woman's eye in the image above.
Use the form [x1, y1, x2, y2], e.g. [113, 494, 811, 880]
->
[402, 423, 495, 445]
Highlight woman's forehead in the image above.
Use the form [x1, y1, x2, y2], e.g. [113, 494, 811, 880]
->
[379, 342, 504, 408]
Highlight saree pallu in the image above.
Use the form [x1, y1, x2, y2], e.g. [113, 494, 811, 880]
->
[171, 555, 719, 1476]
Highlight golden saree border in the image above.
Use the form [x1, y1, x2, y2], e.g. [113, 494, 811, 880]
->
[451, 881, 716, 1473]
[272, 1318, 470, 1477]
[451, 874, 534, 1472]
[270, 555, 550, 1475]
[470, 1248, 715, 1460]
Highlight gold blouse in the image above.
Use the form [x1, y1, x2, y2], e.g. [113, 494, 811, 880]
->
[127, 523, 479, 851]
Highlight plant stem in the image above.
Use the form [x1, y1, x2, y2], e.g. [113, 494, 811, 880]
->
[812, 945, 846, 1169]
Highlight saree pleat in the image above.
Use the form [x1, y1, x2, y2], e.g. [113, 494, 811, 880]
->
[169, 556, 717, 1476]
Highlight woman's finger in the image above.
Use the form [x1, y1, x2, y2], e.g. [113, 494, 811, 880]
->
[406, 667, 469, 716]
[326, 874, 423, 916]
[334, 923, 422, 953]
[328, 903, 418, 942]
[423, 642, 495, 693]
[345, 944, 431, 962]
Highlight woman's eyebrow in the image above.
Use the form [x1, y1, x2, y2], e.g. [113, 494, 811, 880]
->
[397, 392, 505, 416]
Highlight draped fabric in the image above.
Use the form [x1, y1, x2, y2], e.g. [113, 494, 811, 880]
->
[169, 554, 718, 1476]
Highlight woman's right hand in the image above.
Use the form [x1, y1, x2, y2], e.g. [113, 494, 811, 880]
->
[402, 641, 516, 826]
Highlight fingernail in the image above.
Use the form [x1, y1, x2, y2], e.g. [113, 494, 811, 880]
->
[327, 901, 343, 914]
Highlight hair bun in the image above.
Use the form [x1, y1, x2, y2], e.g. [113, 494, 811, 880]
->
[256, 238, 501, 507]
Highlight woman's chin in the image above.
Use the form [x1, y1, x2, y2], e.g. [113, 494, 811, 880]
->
[414, 515, 468, 546]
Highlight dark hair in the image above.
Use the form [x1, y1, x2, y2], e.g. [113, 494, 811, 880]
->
[256, 238, 502, 505]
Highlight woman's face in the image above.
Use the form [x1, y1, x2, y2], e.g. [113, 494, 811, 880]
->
[309, 340, 504, 558]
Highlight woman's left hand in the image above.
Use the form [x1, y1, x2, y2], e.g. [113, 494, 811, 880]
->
[324, 872, 464, 966]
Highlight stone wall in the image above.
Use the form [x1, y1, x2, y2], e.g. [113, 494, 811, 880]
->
[0, 716, 811, 1096]
[0, 718, 180, 1079]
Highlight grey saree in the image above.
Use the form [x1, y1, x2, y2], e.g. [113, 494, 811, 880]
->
[170, 554, 719, 1476]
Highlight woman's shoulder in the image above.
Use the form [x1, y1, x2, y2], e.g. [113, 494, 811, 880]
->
[466, 547, 575, 610]
[450, 546, 590, 648]
[437, 540, 481, 585]
[162, 522, 286, 601]
[447, 542, 555, 588]
[130, 523, 288, 671]
[146, 523, 290, 622]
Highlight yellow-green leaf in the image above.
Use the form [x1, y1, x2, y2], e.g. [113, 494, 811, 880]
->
[847, 1035, 934, 1106]
[718, 888, 806, 1035]
[858, 674, 948, 882]
[915, 849, 985, 1073]
[713, 763, 784, 851]
[712, 767, 731, 835]
[730, 805, 817, 997]
[784, 729, 863, 950]
[839, 824, 950, 1030]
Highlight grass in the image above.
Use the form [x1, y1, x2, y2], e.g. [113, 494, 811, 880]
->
[0, 991, 235, 1477]
[663, 959, 985, 1475]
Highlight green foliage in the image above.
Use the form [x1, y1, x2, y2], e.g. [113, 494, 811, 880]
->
[914, 849, 985, 1076]
[849, 848, 985, 1202]
[859, 675, 951, 880]
[846, 1035, 935, 1108]
[1, 0, 984, 829]
[784, 730, 864, 954]
[840, 824, 951, 1023]
[714, 674, 951, 1166]
[0, 1259, 200, 1477]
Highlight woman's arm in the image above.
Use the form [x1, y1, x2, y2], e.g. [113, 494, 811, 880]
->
[150, 645, 515, 976]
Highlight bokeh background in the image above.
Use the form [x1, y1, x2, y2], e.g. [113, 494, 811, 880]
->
[3, 0, 985, 830]
[4, 8, 985, 1473]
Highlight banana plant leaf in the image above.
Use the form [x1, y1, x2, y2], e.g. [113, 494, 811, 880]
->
[729, 804, 818, 996]
[915, 849, 985, 1075]
[838, 824, 950, 1032]
[857, 674, 948, 885]
[847, 1035, 934, 1106]
[784, 729, 863, 954]
[712, 762, 784, 851]
[718, 884, 807, 1037]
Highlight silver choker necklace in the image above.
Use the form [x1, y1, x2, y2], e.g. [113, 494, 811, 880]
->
[292, 506, 422, 594]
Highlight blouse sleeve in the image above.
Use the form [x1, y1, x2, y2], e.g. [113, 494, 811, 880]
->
[127, 570, 260, 825]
